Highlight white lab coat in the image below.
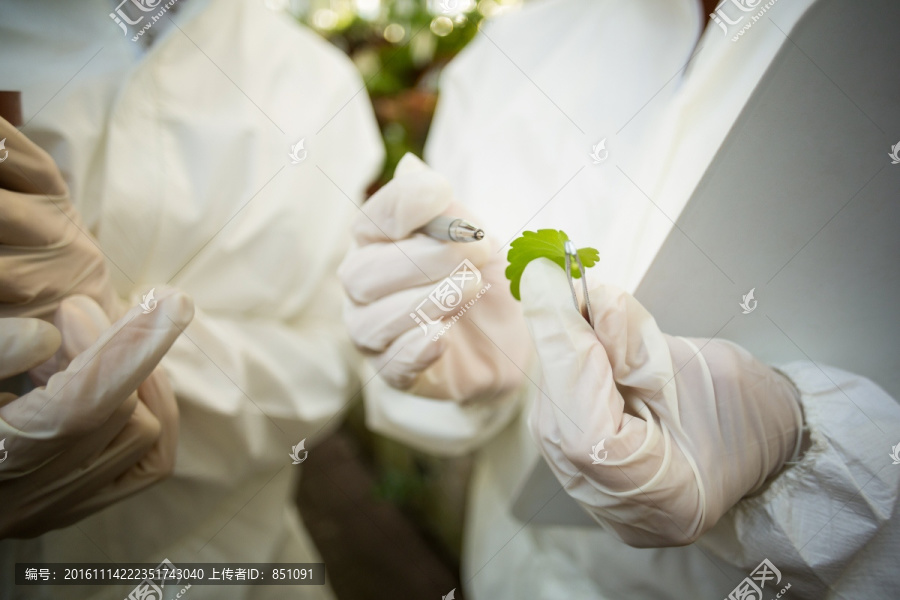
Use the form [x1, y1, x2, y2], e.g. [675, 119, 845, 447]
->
[0, 1, 383, 598]
[364, 0, 900, 597]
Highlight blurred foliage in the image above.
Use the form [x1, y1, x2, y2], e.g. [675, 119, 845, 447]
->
[287, 0, 523, 187]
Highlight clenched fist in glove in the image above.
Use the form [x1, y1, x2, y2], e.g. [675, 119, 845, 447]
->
[340, 153, 531, 402]
[520, 259, 804, 547]
[0, 117, 119, 320]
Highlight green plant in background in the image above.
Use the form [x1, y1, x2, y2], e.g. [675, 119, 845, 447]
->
[288, 0, 523, 186]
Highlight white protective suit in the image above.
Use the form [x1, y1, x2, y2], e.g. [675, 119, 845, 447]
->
[361, 0, 900, 598]
[0, 0, 382, 598]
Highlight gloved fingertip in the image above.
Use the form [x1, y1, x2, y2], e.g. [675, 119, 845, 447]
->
[31, 319, 62, 355]
[20, 319, 63, 379]
[520, 258, 577, 315]
[394, 152, 429, 177]
[0, 317, 62, 379]
[151, 288, 195, 328]
[55, 295, 112, 355]
[57, 295, 109, 323]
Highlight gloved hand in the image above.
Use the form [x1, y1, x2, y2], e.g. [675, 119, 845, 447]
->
[520, 259, 804, 547]
[0, 117, 119, 320]
[340, 153, 530, 401]
[0, 288, 193, 538]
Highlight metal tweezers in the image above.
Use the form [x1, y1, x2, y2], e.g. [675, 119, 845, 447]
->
[563, 240, 594, 329]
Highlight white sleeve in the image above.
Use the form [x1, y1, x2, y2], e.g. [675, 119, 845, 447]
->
[698, 361, 900, 599]
[158, 272, 361, 483]
[362, 363, 528, 457]
[100, 3, 385, 487]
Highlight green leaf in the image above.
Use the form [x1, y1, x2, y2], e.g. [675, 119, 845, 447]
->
[505, 229, 599, 301]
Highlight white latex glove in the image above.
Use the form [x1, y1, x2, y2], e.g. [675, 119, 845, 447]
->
[520, 259, 804, 547]
[0, 288, 193, 538]
[0, 117, 119, 320]
[340, 153, 530, 402]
